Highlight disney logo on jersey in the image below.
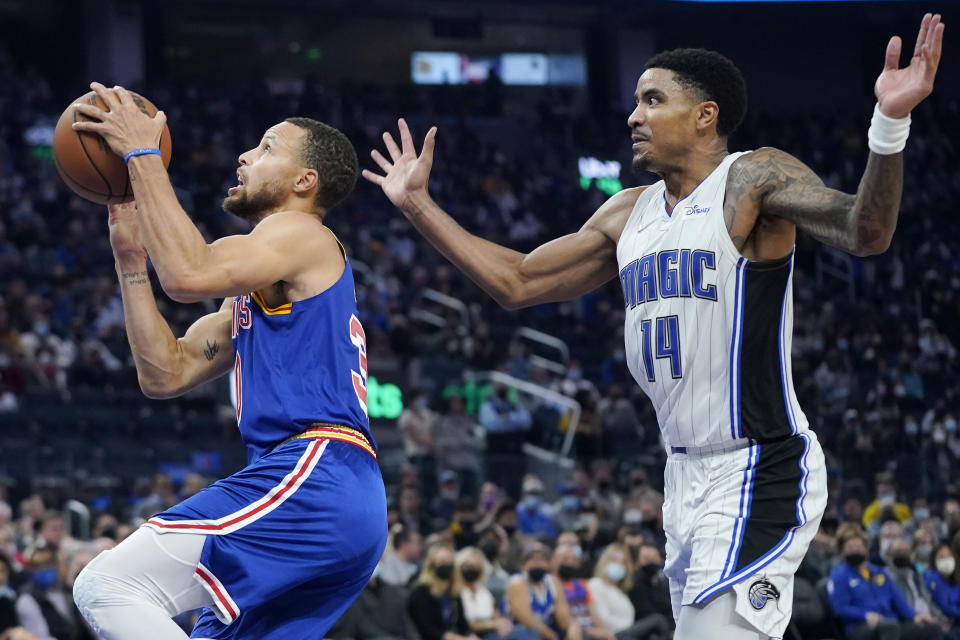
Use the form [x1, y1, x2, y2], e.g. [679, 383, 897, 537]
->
[684, 204, 711, 215]
[619, 249, 718, 309]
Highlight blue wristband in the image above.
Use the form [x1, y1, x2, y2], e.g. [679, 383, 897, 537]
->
[123, 147, 162, 164]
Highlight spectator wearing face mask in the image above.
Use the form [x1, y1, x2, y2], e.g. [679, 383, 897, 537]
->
[457, 547, 533, 640]
[15, 546, 87, 640]
[885, 539, 946, 627]
[399, 389, 439, 502]
[517, 477, 557, 540]
[408, 544, 478, 640]
[553, 545, 613, 640]
[863, 475, 912, 535]
[506, 545, 580, 640]
[627, 544, 672, 633]
[827, 523, 943, 639]
[588, 544, 669, 640]
[479, 385, 532, 499]
[924, 544, 960, 623]
[913, 529, 936, 575]
[432, 472, 464, 531]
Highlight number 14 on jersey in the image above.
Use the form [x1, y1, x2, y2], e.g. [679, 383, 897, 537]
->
[640, 315, 682, 381]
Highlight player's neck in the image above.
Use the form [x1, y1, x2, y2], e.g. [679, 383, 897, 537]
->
[659, 147, 728, 205]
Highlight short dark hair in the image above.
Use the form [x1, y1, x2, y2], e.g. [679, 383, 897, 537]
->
[644, 48, 747, 137]
[284, 117, 358, 212]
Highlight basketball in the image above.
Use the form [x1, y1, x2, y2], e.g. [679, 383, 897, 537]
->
[52, 89, 172, 205]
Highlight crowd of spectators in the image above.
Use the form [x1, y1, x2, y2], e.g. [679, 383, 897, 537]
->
[1, 39, 960, 639]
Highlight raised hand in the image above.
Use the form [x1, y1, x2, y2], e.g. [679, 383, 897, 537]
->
[361, 118, 438, 214]
[875, 13, 945, 118]
[107, 200, 147, 261]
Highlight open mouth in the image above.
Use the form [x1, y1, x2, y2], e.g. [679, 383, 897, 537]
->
[228, 172, 245, 196]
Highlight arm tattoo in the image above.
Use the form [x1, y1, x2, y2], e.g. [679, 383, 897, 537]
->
[202, 339, 219, 361]
[121, 270, 149, 286]
[740, 147, 902, 256]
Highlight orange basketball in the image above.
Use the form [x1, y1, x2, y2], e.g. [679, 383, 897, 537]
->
[52, 90, 172, 205]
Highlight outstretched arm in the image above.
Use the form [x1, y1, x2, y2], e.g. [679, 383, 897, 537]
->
[108, 202, 234, 399]
[757, 13, 944, 256]
[363, 119, 633, 309]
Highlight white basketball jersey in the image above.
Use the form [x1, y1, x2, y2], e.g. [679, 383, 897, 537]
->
[617, 152, 809, 448]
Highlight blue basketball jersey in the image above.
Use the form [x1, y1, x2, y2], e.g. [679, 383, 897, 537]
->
[230, 239, 374, 463]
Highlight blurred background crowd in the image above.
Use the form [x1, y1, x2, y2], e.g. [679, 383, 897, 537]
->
[1, 0, 959, 639]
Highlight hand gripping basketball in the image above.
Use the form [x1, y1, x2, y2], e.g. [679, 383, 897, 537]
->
[72, 82, 167, 158]
[874, 13, 945, 119]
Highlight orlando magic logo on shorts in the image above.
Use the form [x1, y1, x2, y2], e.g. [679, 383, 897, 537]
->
[748, 578, 780, 610]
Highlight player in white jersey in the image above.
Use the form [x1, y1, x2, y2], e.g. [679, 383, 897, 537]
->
[365, 14, 945, 639]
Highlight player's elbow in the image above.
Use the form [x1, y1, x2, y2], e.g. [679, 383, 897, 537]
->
[851, 236, 893, 257]
[138, 376, 179, 400]
[160, 273, 213, 304]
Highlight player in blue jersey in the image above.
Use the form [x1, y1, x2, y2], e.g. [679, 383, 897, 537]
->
[69, 84, 387, 640]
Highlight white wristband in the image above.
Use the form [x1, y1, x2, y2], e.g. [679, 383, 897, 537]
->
[868, 103, 910, 155]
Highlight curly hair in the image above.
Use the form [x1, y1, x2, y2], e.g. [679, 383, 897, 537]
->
[284, 117, 358, 212]
[644, 48, 747, 137]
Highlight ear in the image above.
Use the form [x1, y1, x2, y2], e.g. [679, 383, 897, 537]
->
[292, 168, 319, 197]
[696, 101, 720, 134]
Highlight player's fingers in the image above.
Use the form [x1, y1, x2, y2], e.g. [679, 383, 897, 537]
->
[71, 120, 107, 133]
[926, 14, 941, 50]
[914, 13, 931, 58]
[382, 131, 402, 162]
[421, 126, 438, 161]
[90, 81, 119, 107]
[73, 102, 107, 121]
[929, 21, 945, 64]
[884, 36, 902, 71]
[398, 118, 415, 155]
[361, 169, 385, 186]
[371, 149, 393, 172]
[112, 85, 132, 105]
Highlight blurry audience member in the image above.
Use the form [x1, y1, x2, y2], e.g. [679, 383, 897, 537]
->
[626, 543, 673, 637]
[506, 544, 580, 640]
[398, 389, 438, 501]
[553, 545, 613, 640]
[15, 546, 85, 640]
[457, 547, 532, 640]
[886, 539, 945, 627]
[408, 544, 477, 640]
[436, 394, 484, 497]
[381, 523, 423, 587]
[589, 544, 669, 640]
[924, 544, 960, 624]
[828, 523, 942, 639]
[329, 557, 422, 640]
[517, 477, 557, 540]
[432, 471, 463, 529]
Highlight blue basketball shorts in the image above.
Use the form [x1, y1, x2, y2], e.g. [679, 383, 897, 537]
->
[145, 428, 387, 639]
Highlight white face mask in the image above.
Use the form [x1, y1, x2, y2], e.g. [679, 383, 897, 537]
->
[604, 562, 627, 583]
[937, 557, 956, 576]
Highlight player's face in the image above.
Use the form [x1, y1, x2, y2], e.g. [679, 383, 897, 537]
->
[627, 69, 703, 174]
[224, 122, 305, 221]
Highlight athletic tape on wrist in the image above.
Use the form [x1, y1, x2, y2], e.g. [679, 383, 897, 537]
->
[867, 104, 910, 155]
[123, 147, 162, 164]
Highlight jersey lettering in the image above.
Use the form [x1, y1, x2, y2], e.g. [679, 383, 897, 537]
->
[231, 295, 252, 338]
[620, 249, 717, 308]
[349, 314, 368, 415]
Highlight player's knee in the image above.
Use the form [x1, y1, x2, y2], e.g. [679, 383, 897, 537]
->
[73, 564, 109, 624]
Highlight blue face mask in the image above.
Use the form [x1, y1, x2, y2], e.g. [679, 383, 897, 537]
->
[562, 496, 580, 512]
[32, 567, 57, 589]
[523, 495, 540, 510]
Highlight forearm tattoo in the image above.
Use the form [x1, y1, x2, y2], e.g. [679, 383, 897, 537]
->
[121, 270, 149, 286]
